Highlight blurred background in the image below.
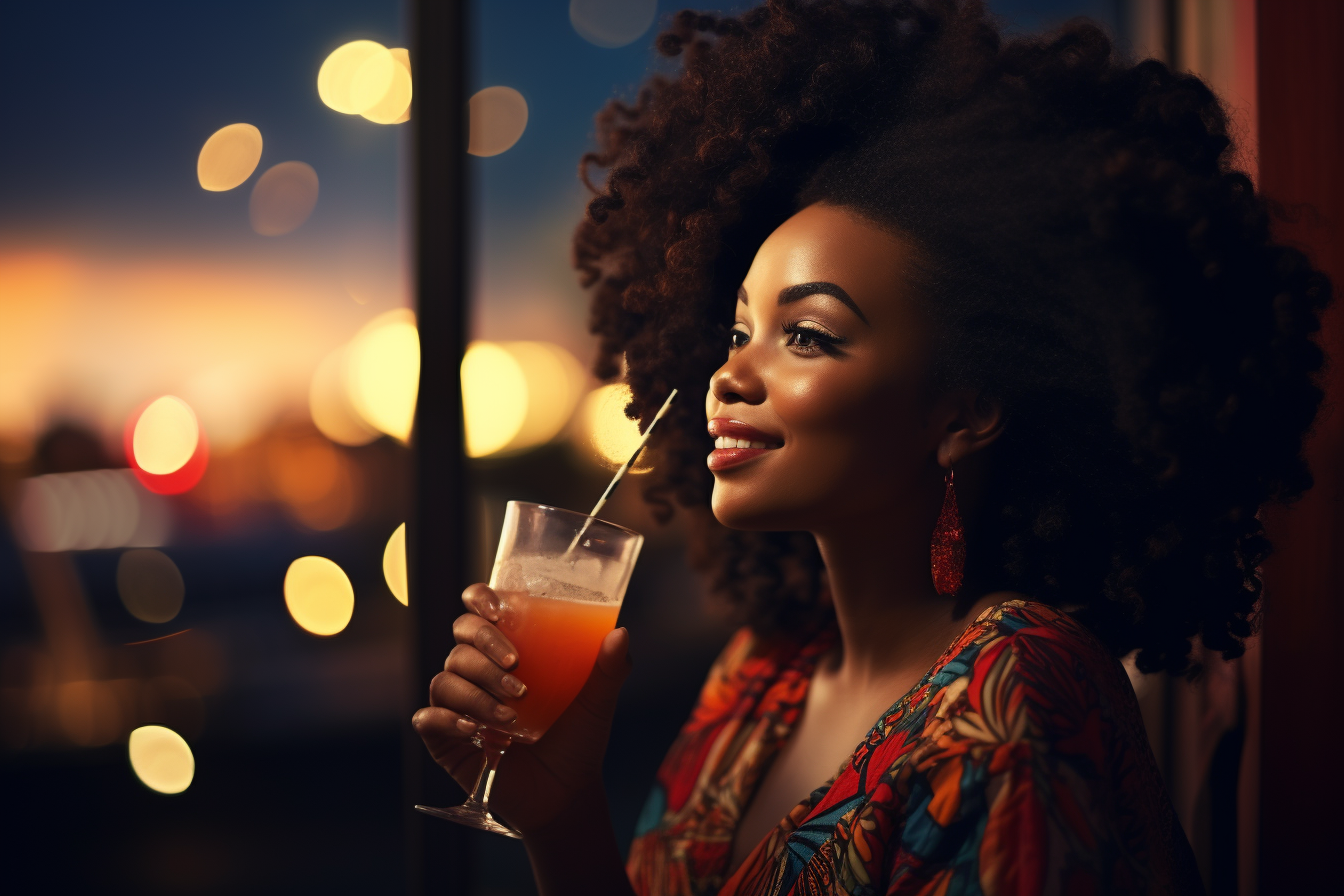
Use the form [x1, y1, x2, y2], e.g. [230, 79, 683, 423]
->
[0, 2, 1336, 895]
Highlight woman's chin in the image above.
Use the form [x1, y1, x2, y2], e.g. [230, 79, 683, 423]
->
[710, 491, 808, 532]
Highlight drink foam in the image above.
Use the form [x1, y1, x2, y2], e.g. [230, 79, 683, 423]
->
[491, 557, 617, 604]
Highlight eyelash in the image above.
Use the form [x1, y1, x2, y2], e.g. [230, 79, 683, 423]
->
[727, 322, 845, 354]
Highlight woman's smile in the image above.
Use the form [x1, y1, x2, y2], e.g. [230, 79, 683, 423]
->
[706, 418, 783, 470]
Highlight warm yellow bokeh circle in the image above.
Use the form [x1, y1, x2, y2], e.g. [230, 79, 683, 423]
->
[580, 383, 651, 472]
[284, 555, 355, 636]
[197, 123, 263, 191]
[384, 522, 408, 606]
[361, 47, 412, 124]
[460, 342, 528, 457]
[345, 310, 420, 442]
[133, 396, 200, 475]
[128, 725, 195, 794]
[318, 40, 394, 114]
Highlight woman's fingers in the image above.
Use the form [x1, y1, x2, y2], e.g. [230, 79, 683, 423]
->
[412, 704, 481, 739]
[411, 706, 486, 779]
[452, 612, 518, 670]
[461, 583, 501, 621]
[445, 643, 528, 703]
[429, 669, 518, 727]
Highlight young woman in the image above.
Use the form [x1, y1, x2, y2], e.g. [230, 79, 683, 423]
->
[414, 2, 1331, 893]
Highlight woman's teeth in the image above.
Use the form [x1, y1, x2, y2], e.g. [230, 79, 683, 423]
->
[714, 437, 773, 450]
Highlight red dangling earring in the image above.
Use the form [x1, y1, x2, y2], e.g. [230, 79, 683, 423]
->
[930, 467, 965, 596]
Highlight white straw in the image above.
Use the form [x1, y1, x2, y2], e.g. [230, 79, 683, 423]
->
[566, 388, 678, 555]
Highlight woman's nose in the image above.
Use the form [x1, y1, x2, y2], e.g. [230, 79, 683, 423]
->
[709, 351, 764, 406]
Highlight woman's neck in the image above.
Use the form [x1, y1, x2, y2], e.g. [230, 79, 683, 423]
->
[812, 515, 1002, 687]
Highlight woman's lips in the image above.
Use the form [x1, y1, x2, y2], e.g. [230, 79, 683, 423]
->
[707, 446, 774, 471]
[706, 418, 782, 471]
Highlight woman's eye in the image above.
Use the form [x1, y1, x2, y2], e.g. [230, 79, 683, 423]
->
[787, 330, 819, 348]
[729, 329, 749, 348]
[784, 325, 842, 351]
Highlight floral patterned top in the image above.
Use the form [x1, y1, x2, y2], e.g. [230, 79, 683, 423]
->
[626, 601, 1202, 896]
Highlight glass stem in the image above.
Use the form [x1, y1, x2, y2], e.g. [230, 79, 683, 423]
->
[466, 736, 508, 815]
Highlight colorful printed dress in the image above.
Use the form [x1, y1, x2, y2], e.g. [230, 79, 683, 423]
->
[626, 601, 1202, 896]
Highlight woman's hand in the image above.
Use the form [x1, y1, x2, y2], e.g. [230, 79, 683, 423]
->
[411, 583, 632, 835]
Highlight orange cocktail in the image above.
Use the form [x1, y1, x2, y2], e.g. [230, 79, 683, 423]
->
[496, 589, 621, 742]
[417, 502, 643, 840]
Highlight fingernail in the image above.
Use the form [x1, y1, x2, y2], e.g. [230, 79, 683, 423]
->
[500, 652, 516, 667]
[493, 703, 515, 722]
[456, 718, 479, 734]
[502, 675, 527, 697]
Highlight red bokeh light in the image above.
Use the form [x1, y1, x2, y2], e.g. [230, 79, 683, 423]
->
[123, 400, 209, 495]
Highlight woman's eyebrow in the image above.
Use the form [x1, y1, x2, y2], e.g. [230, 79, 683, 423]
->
[778, 281, 870, 325]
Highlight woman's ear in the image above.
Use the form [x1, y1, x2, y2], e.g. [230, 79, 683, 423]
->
[936, 390, 1005, 469]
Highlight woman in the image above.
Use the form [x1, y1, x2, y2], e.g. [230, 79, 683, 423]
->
[414, 1, 1330, 893]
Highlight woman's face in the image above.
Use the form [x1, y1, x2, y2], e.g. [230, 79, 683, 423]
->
[706, 203, 942, 532]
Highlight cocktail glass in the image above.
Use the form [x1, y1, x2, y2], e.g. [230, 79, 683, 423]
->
[415, 501, 643, 838]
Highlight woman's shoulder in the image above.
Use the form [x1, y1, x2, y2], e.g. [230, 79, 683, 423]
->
[954, 597, 1146, 744]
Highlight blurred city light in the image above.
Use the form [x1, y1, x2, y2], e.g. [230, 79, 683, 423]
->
[360, 47, 412, 124]
[383, 522, 408, 606]
[133, 396, 199, 475]
[498, 341, 587, 453]
[579, 383, 651, 471]
[345, 309, 420, 442]
[265, 431, 358, 531]
[570, 0, 658, 48]
[318, 40, 394, 114]
[16, 469, 169, 552]
[126, 401, 209, 495]
[116, 549, 185, 623]
[59, 680, 123, 747]
[249, 161, 320, 236]
[196, 123, 264, 192]
[461, 341, 527, 457]
[283, 556, 355, 636]
[467, 86, 528, 157]
[309, 347, 380, 446]
[128, 725, 195, 794]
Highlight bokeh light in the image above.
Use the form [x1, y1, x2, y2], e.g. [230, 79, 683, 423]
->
[461, 341, 527, 457]
[345, 309, 420, 442]
[309, 348, 380, 446]
[498, 341, 587, 453]
[196, 123, 263, 191]
[17, 469, 168, 552]
[126, 401, 209, 495]
[128, 725, 194, 794]
[570, 0, 658, 49]
[265, 432, 357, 531]
[57, 682, 121, 746]
[133, 396, 199, 475]
[467, 86, 528, 157]
[284, 556, 355, 636]
[58, 680, 123, 747]
[360, 47, 412, 124]
[249, 161, 319, 236]
[383, 522, 408, 606]
[117, 549, 185, 623]
[579, 383, 652, 472]
[317, 40, 394, 114]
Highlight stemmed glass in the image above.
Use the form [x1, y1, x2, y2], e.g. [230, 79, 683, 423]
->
[415, 501, 643, 838]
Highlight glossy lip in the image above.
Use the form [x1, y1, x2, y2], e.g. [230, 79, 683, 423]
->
[706, 418, 783, 472]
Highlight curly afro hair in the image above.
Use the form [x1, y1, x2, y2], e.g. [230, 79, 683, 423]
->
[573, 0, 1332, 675]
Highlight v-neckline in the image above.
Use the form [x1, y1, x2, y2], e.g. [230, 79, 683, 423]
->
[719, 600, 1022, 885]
